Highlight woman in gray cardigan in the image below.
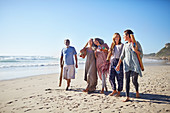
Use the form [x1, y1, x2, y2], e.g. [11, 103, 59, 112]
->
[116, 30, 143, 102]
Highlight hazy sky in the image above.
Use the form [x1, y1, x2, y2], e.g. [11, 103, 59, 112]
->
[0, 0, 170, 56]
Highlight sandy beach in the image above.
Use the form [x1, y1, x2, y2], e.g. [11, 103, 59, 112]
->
[0, 65, 170, 113]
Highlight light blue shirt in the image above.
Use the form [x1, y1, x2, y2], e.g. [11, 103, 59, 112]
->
[61, 46, 77, 65]
[120, 41, 143, 77]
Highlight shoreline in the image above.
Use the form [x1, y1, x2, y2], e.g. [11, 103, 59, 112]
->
[0, 55, 169, 81]
[0, 63, 85, 81]
[0, 63, 169, 82]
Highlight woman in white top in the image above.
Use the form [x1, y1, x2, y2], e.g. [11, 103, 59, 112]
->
[109, 33, 124, 97]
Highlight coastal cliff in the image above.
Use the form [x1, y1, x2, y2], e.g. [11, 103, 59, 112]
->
[144, 43, 170, 61]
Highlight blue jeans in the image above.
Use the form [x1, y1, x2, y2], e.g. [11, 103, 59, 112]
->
[109, 58, 124, 91]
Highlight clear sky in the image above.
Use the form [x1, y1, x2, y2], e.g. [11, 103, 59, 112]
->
[0, 0, 170, 57]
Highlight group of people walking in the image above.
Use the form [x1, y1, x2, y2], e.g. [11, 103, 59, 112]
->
[60, 29, 143, 102]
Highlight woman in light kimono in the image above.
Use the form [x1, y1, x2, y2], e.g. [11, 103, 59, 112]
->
[94, 38, 109, 94]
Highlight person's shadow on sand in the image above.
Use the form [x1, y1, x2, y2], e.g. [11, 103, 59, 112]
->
[128, 92, 170, 104]
[69, 88, 170, 104]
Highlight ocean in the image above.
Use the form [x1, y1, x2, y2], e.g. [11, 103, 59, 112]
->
[0, 56, 168, 81]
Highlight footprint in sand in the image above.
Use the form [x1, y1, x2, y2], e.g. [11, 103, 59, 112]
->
[46, 107, 50, 109]
[29, 96, 35, 98]
[105, 106, 109, 109]
[46, 91, 52, 94]
[39, 107, 43, 109]
[166, 110, 170, 112]
[37, 94, 42, 97]
[117, 109, 121, 111]
[90, 110, 94, 112]
[45, 88, 52, 91]
[7, 101, 13, 104]
[24, 109, 31, 112]
[66, 96, 73, 100]
[120, 106, 123, 108]
[73, 104, 80, 108]
[21, 106, 27, 109]
[126, 104, 130, 106]
[67, 96, 72, 98]
[16, 88, 22, 90]
[49, 98, 53, 101]
[84, 99, 88, 102]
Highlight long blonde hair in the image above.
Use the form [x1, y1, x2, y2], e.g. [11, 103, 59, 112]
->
[112, 33, 121, 44]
